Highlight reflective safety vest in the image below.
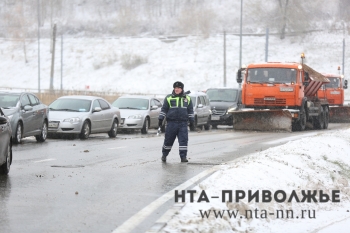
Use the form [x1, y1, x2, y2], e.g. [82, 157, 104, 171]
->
[166, 95, 191, 108]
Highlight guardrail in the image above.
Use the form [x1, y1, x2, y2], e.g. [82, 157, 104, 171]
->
[0, 88, 167, 105]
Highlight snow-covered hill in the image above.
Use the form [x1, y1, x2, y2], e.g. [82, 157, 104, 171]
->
[1, 31, 349, 99]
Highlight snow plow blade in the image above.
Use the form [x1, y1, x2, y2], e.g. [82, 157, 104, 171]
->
[231, 110, 292, 132]
[329, 106, 350, 123]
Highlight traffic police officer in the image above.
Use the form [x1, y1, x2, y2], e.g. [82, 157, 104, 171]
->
[159, 81, 194, 162]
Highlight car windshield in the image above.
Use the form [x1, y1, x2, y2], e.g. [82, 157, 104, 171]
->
[0, 94, 20, 108]
[206, 89, 238, 102]
[112, 98, 149, 110]
[190, 97, 196, 106]
[49, 99, 91, 112]
[325, 77, 340, 88]
[247, 68, 297, 84]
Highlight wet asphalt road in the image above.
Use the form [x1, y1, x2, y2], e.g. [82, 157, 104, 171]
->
[1, 124, 349, 233]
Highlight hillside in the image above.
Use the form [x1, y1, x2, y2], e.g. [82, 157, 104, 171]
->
[1, 31, 349, 99]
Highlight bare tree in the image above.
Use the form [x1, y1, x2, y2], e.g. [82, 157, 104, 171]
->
[6, 0, 33, 63]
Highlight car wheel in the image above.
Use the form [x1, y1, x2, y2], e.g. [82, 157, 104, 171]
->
[79, 121, 90, 140]
[36, 121, 48, 142]
[141, 118, 149, 134]
[204, 117, 210, 130]
[14, 122, 22, 144]
[108, 119, 118, 138]
[0, 140, 11, 175]
[190, 118, 197, 131]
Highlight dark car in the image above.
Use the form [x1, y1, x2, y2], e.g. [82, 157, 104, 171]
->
[206, 88, 242, 128]
[0, 91, 49, 143]
[0, 108, 12, 175]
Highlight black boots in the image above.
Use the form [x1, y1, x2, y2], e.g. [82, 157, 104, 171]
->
[162, 156, 188, 163]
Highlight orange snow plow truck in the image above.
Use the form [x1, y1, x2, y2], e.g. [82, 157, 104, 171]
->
[317, 73, 349, 123]
[232, 60, 330, 132]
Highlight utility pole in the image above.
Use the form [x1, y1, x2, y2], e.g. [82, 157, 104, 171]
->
[343, 38, 345, 76]
[50, 24, 57, 91]
[239, 0, 243, 69]
[265, 28, 269, 62]
[61, 34, 63, 90]
[37, 0, 41, 93]
[223, 31, 226, 87]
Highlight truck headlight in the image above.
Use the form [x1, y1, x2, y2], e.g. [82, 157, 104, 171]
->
[227, 107, 238, 113]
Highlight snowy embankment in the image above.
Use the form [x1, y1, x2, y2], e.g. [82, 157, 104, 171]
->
[161, 128, 350, 233]
[0, 31, 349, 96]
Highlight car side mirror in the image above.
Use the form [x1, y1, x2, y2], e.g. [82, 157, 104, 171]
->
[151, 105, 158, 110]
[93, 107, 102, 112]
[197, 104, 203, 108]
[0, 116, 8, 124]
[24, 105, 33, 111]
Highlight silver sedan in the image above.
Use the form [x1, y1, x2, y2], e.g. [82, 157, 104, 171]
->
[0, 91, 49, 144]
[48, 96, 121, 139]
[111, 95, 163, 134]
[0, 108, 12, 175]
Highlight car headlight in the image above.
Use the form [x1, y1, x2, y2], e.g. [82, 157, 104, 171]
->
[63, 117, 81, 123]
[128, 115, 142, 119]
[227, 106, 238, 114]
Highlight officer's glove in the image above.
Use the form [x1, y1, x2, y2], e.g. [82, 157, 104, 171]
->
[189, 121, 195, 131]
[158, 119, 163, 127]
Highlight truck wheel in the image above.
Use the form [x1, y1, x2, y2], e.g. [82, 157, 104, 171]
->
[294, 108, 306, 131]
[313, 106, 324, 129]
[323, 106, 329, 129]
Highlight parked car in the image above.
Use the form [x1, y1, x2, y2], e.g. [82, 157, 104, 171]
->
[205, 88, 242, 128]
[111, 95, 163, 134]
[0, 108, 12, 175]
[188, 91, 211, 131]
[0, 91, 49, 143]
[48, 96, 121, 139]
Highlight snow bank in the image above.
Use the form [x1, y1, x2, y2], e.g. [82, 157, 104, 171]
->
[161, 128, 350, 233]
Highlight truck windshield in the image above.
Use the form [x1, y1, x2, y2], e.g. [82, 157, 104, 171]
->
[206, 89, 238, 102]
[247, 68, 296, 84]
[325, 77, 340, 88]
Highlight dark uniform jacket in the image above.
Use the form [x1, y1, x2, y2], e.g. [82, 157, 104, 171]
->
[159, 93, 194, 123]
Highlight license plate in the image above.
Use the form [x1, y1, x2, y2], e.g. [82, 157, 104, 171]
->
[49, 122, 59, 128]
[211, 115, 220, 121]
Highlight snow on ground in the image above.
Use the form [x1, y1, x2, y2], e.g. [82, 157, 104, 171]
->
[161, 128, 350, 233]
[0, 31, 349, 98]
